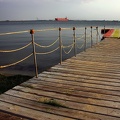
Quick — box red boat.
[55,17,68,21]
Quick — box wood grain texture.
[0,38,120,120]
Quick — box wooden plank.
[38,74,120,87]
[7,86,120,118]
[13,85,120,102]
[0,38,120,120]
[53,64,120,75]
[0,94,79,120]
[49,67,120,80]
[0,101,73,120]
[27,77,120,94]
[65,59,120,68]
[62,61,120,70]
[5,89,120,110]
[41,71,120,83]
[2,89,118,120]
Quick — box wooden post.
[91,26,93,48]
[59,27,62,64]
[96,27,99,44]
[30,29,38,78]
[73,27,76,57]
[84,27,87,51]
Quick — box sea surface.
[0,20,120,76]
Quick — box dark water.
[0,20,120,76]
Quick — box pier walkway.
[0,38,120,120]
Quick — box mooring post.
[73,27,76,57]
[91,26,93,48]
[30,29,38,78]
[59,27,62,64]
[96,27,99,44]
[84,27,87,51]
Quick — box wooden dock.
[0,38,120,120]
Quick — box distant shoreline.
[0,20,120,22]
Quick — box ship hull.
[55,18,68,21]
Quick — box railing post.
[73,27,76,57]
[91,26,93,48]
[96,26,99,44]
[84,27,87,51]
[30,29,38,78]
[59,27,62,64]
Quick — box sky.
[0,0,120,21]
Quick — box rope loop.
[77,41,85,49]
[76,34,85,41]
[0,42,32,53]
[62,43,74,54]
[0,53,33,69]
[36,47,59,55]
[35,37,59,48]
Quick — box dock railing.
[0,26,101,77]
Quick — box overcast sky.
[0,0,119,21]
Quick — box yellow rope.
[62,43,74,54]
[0,30,29,36]
[36,47,59,55]
[0,42,32,53]
[61,28,72,30]
[62,42,74,48]
[77,42,85,49]
[35,28,58,32]
[0,53,33,69]
[76,34,85,41]
[35,38,59,48]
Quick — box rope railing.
[76,34,85,40]
[62,44,74,55]
[77,41,85,50]
[62,42,74,48]
[0,42,32,53]
[0,53,33,69]
[0,30,29,36]
[35,37,59,48]
[35,28,58,32]
[36,47,59,55]
[0,26,101,78]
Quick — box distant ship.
[55,17,69,21]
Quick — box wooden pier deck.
[0,38,120,120]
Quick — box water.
[0,20,120,76]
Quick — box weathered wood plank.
[5,89,120,110]
[0,101,73,120]
[0,38,120,120]
[0,94,80,120]
[61,61,120,73]
[19,83,120,101]
[36,74,120,88]
[3,88,118,120]
[49,67,120,80]
[65,59,120,68]
[41,71,120,83]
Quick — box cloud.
[53,0,95,3]
[0,0,94,3]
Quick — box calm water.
[0,20,120,76]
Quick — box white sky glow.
[0,0,119,21]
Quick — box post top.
[30,29,35,34]
[73,27,75,30]
[59,27,61,31]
